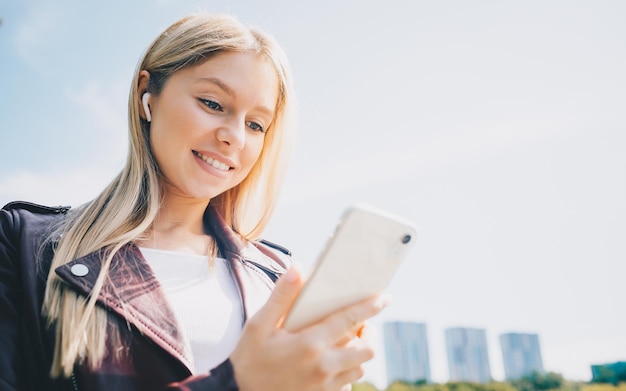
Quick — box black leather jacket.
[0,201,291,390]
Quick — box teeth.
[195,152,230,171]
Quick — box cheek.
[238,138,265,178]
[148,127,170,164]
[247,138,265,166]
[148,124,185,178]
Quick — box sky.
[1,0,625,387]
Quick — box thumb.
[254,266,303,328]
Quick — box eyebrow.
[195,77,236,98]
[194,76,276,118]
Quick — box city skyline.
[377,320,626,387]
[383,325,551,385]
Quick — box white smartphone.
[282,203,417,332]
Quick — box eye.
[199,98,223,112]
[246,121,266,133]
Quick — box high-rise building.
[500,333,544,380]
[445,327,492,383]
[383,321,431,384]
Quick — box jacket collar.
[204,205,287,281]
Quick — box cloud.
[154,0,208,8]
[0,79,130,207]
[0,167,118,208]
[0,77,129,208]
[12,7,62,75]
[65,80,129,165]
[280,119,563,205]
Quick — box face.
[144,52,279,202]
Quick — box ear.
[137,70,151,121]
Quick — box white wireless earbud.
[142,92,152,122]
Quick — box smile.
[193,151,232,172]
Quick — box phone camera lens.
[402,234,411,244]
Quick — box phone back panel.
[283,204,417,331]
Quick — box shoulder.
[0,201,72,276]
[1,201,71,224]
[1,201,72,243]
[2,201,71,215]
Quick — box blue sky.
[1,0,625,387]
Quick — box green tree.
[415,382,451,391]
[582,384,626,391]
[448,381,481,391]
[511,372,564,391]
[385,380,423,391]
[483,381,519,391]
[352,382,380,391]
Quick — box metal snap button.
[70,264,89,277]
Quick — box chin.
[193,188,228,201]
[169,186,222,202]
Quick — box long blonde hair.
[42,13,296,377]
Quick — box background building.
[591,361,626,384]
[383,321,432,384]
[445,327,492,383]
[500,332,545,380]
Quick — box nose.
[216,117,246,150]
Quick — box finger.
[330,342,373,389]
[327,338,375,378]
[251,266,302,329]
[335,321,372,347]
[332,366,366,390]
[307,294,389,344]
[334,325,363,348]
[307,341,371,389]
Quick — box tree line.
[353,371,626,391]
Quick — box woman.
[0,13,385,391]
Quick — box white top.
[139,247,243,374]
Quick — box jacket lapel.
[54,245,195,374]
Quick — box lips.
[192,150,233,171]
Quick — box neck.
[141,194,212,255]
[156,194,209,233]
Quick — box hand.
[230,267,388,391]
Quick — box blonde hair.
[42,13,296,377]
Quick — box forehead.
[172,51,280,111]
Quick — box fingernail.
[356,324,365,338]
[375,294,392,310]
